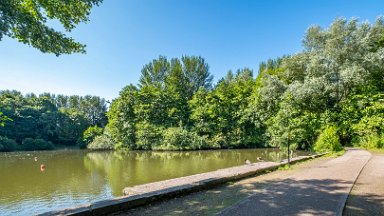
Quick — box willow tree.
[0,0,102,55]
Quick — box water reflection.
[0,149,307,215]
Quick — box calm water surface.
[0,149,308,215]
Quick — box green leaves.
[314,125,342,152]
[0,112,11,127]
[0,0,102,55]
[0,90,108,151]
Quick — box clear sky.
[1,0,383,101]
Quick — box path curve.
[218,149,371,216]
[343,153,384,216]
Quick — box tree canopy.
[0,0,102,55]
[0,90,108,151]
[2,17,384,152]
[102,18,384,152]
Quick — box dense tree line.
[101,18,384,152]
[2,18,383,152]
[0,90,107,151]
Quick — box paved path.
[343,153,384,216]
[113,149,375,216]
[218,149,371,216]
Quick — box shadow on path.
[219,178,351,216]
[115,177,353,216]
[343,192,384,216]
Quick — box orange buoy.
[40,164,45,172]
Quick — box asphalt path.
[218,149,371,216]
[343,153,384,216]
[113,149,379,216]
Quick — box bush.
[135,122,163,150]
[83,126,103,143]
[0,136,17,152]
[87,135,114,150]
[359,134,384,149]
[21,138,54,151]
[314,125,343,152]
[154,127,213,150]
[352,115,384,149]
[82,125,104,148]
[160,127,194,150]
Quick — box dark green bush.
[0,136,17,152]
[21,138,55,151]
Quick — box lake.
[0,148,308,215]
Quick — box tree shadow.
[343,188,384,216]
[218,178,349,216]
[111,176,383,216]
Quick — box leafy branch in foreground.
[0,0,102,55]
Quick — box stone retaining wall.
[38,154,325,216]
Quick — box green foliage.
[4,17,384,152]
[155,127,211,150]
[156,127,192,150]
[0,90,108,151]
[0,0,102,55]
[0,136,17,152]
[21,138,54,151]
[107,17,384,151]
[135,121,163,150]
[106,85,137,149]
[83,126,103,145]
[314,125,343,152]
[0,111,11,126]
[87,135,114,150]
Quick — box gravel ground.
[343,153,384,216]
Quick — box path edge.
[336,150,372,216]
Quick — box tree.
[0,112,11,126]
[0,90,108,151]
[0,0,102,55]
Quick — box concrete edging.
[336,150,372,216]
[38,153,326,216]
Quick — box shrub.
[314,125,343,152]
[352,115,384,149]
[359,134,384,149]
[155,127,191,150]
[21,138,54,151]
[0,136,17,152]
[82,126,103,148]
[154,127,213,150]
[87,135,114,150]
[135,121,163,150]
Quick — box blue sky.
[1,0,383,101]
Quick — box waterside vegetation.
[1,18,384,153]
[101,18,384,152]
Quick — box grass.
[321,149,346,158]
[367,148,384,155]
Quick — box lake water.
[0,149,308,215]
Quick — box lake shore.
[38,153,324,216]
